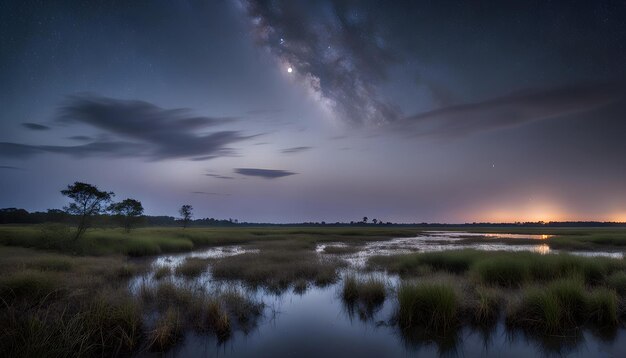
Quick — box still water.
[133,232,626,357]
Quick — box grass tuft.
[154,266,171,280]
[175,257,208,278]
[149,308,182,351]
[398,282,458,332]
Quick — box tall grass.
[149,308,182,351]
[342,274,386,310]
[470,286,501,325]
[507,279,619,333]
[398,282,458,333]
[175,257,208,277]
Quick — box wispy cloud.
[393,82,626,137]
[205,173,235,180]
[281,146,312,154]
[67,135,93,141]
[0,95,255,161]
[234,168,297,179]
[21,123,50,131]
[0,165,23,170]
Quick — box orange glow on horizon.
[467,199,568,223]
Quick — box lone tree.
[362,216,368,224]
[61,182,114,240]
[108,198,144,232]
[179,204,193,228]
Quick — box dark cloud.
[242,0,399,125]
[0,141,146,159]
[0,95,253,160]
[205,173,235,180]
[67,135,93,141]
[234,168,297,178]
[394,82,626,137]
[21,123,50,130]
[0,165,23,170]
[281,146,312,154]
[0,143,42,158]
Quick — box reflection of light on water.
[318,232,623,268]
[427,231,553,240]
[533,244,551,255]
[481,233,553,240]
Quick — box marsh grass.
[31,256,74,271]
[0,247,150,357]
[175,257,209,278]
[507,279,619,333]
[323,245,361,255]
[293,279,308,294]
[149,307,182,351]
[210,250,345,291]
[205,299,231,340]
[219,288,264,326]
[154,266,171,280]
[369,250,480,275]
[469,286,501,325]
[398,282,459,333]
[473,257,529,287]
[606,271,626,296]
[139,280,263,345]
[0,226,423,257]
[342,274,386,309]
[371,250,625,287]
[588,288,618,326]
[0,270,62,303]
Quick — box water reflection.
[317,232,623,267]
[132,231,626,357]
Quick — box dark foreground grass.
[0,246,264,356]
[0,247,146,357]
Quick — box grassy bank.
[0,225,422,257]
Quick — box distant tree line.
[0,208,245,227]
[2,206,626,228]
[2,181,626,233]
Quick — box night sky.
[1,0,626,223]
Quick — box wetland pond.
[131,231,626,357]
